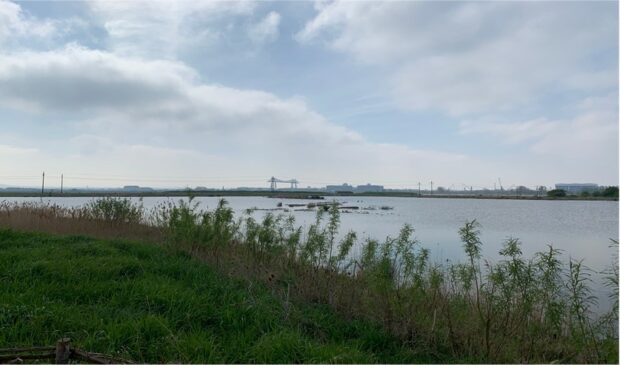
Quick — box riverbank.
[0,198,617,363]
[0,229,425,363]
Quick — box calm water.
[3,196,618,313]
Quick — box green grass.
[0,229,426,363]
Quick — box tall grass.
[0,229,420,363]
[0,197,617,363]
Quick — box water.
[3,195,618,313]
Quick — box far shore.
[0,190,617,201]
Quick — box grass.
[0,197,617,363]
[0,229,426,363]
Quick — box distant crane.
[268,177,299,191]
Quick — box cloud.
[0,46,488,187]
[297,1,618,117]
[0,1,616,187]
[88,0,256,58]
[0,0,58,45]
[0,138,231,188]
[0,45,364,142]
[248,11,281,44]
[0,144,38,156]
[530,95,619,160]
[458,92,619,177]
[459,118,562,145]
[0,45,197,113]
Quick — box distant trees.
[547,189,567,198]
[548,186,618,198]
[595,186,619,198]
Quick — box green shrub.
[84,197,144,224]
[547,189,567,198]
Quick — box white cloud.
[0,46,496,188]
[0,45,197,113]
[0,144,38,156]
[0,1,616,187]
[459,118,562,145]
[458,92,619,177]
[297,1,618,117]
[0,0,58,45]
[531,97,619,160]
[248,11,281,44]
[88,0,256,58]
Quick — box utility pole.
[430,181,433,196]
[41,172,45,196]
[60,174,64,194]
[418,182,421,196]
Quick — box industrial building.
[325,183,384,193]
[554,183,599,194]
[355,183,384,193]
[325,183,355,193]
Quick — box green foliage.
[534,245,565,332]
[300,209,327,268]
[153,198,237,249]
[601,186,619,198]
[84,197,144,224]
[604,240,619,316]
[547,189,567,198]
[332,231,356,270]
[326,203,341,267]
[459,219,482,261]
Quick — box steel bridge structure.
[268,176,299,191]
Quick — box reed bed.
[0,197,617,363]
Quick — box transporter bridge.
[268,177,299,191]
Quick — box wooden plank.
[72,349,134,364]
[71,349,111,364]
[0,347,55,354]
[0,352,55,362]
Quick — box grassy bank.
[0,229,423,363]
[0,198,617,363]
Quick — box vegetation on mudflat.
[0,197,618,363]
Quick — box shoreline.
[0,190,617,201]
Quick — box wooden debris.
[0,338,133,364]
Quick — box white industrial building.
[555,183,599,194]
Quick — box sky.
[0,0,618,190]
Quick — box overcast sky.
[0,0,617,189]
